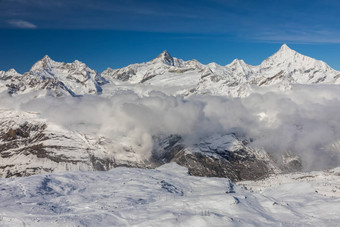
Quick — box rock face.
[0,109,158,178]
[153,134,281,181]
[0,109,284,181]
[0,110,92,177]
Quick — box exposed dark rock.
[1,118,280,181]
[153,135,278,182]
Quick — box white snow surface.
[0,163,339,226]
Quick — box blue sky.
[1,0,340,73]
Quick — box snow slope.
[0,163,339,226]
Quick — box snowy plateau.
[0,44,340,226]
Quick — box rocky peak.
[42,55,52,61]
[156,50,174,66]
[227,59,248,69]
[226,59,252,79]
[6,68,20,75]
[72,59,85,66]
[30,55,56,72]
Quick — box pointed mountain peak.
[39,55,56,64]
[30,55,57,72]
[42,55,52,61]
[72,59,86,66]
[262,44,299,64]
[155,50,174,66]
[7,68,18,74]
[275,43,296,55]
[230,58,239,63]
[158,50,171,58]
[279,43,290,50]
[229,58,246,65]
[226,59,248,69]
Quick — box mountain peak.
[275,43,296,55]
[30,55,56,72]
[7,68,18,74]
[42,55,52,61]
[156,50,174,66]
[229,58,246,65]
[40,55,55,64]
[263,44,298,63]
[279,43,290,50]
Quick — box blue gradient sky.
[1,0,340,73]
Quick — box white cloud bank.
[2,85,340,171]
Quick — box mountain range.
[1,44,339,98]
[0,44,339,180]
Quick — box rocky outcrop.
[153,134,281,181]
[0,109,284,181]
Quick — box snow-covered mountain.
[29,55,107,95]
[254,44,340,85]
[0,56,107,97]
[0,45,339,180]
[2,44,339,98]
[193,44,340,96]
[100,44,340,97]
[102,50,205,84]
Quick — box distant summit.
[156,50,175,66]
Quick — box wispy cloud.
[1,0,340,44]
[7,19,37,29]
[251,29,340,44]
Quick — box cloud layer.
[2,85,340,170]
